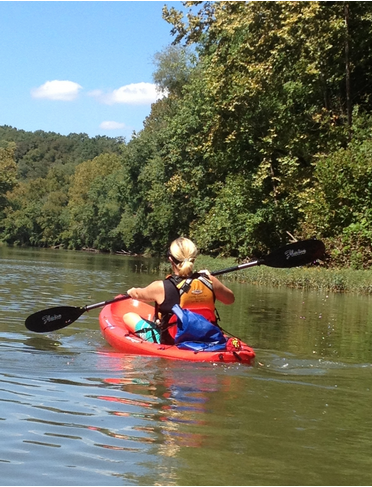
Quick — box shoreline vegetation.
[2,241,371,294]
[160,255,372,295]
[222,266,372,295]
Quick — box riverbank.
[231,266,372,294]
[2,242,371,294]
[164,256,372,295]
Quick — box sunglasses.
[166,249,181,265]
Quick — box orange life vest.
[173,274,216,323]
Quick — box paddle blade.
[263,239,325,268]
[25,306,86,333]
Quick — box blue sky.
[0,1,186,140]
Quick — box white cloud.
[31,80,82,101]
[89,82,165,105]
[100,121,127,130]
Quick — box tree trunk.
[344,2,352,137]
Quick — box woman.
[125,237,235,344]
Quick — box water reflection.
[227,282,372,363]
[98,354,211,452]
[94,352,234,467]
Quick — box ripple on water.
[0,357,171,485]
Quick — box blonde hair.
[169,237,198,277]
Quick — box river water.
[0,246,371,486]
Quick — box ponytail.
[168,238,198,277]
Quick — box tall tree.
[161,1,372,254]
[152,44,197,97]
[0,143,17,217]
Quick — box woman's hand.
[198,269,211,277]
[126,287,137,298]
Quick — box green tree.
[0,143,17,217]
[301,114,372,268]
[1,164,72,247]
[66,153,123,249]
[2,179,45,246]
[152,44,197,96]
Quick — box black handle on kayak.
[24,239,325,333]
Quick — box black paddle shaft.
[25,240,325,333]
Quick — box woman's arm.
[199,270,235,305]
[127,280,165,304]
[210,275,235,304]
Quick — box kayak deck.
[99,298,255,364]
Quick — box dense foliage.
[1,1,372,268]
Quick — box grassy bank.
[226,266,372,294]
[160,256,372,295]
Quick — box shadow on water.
[24,336,65,352]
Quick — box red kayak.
[99,298,255,364]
